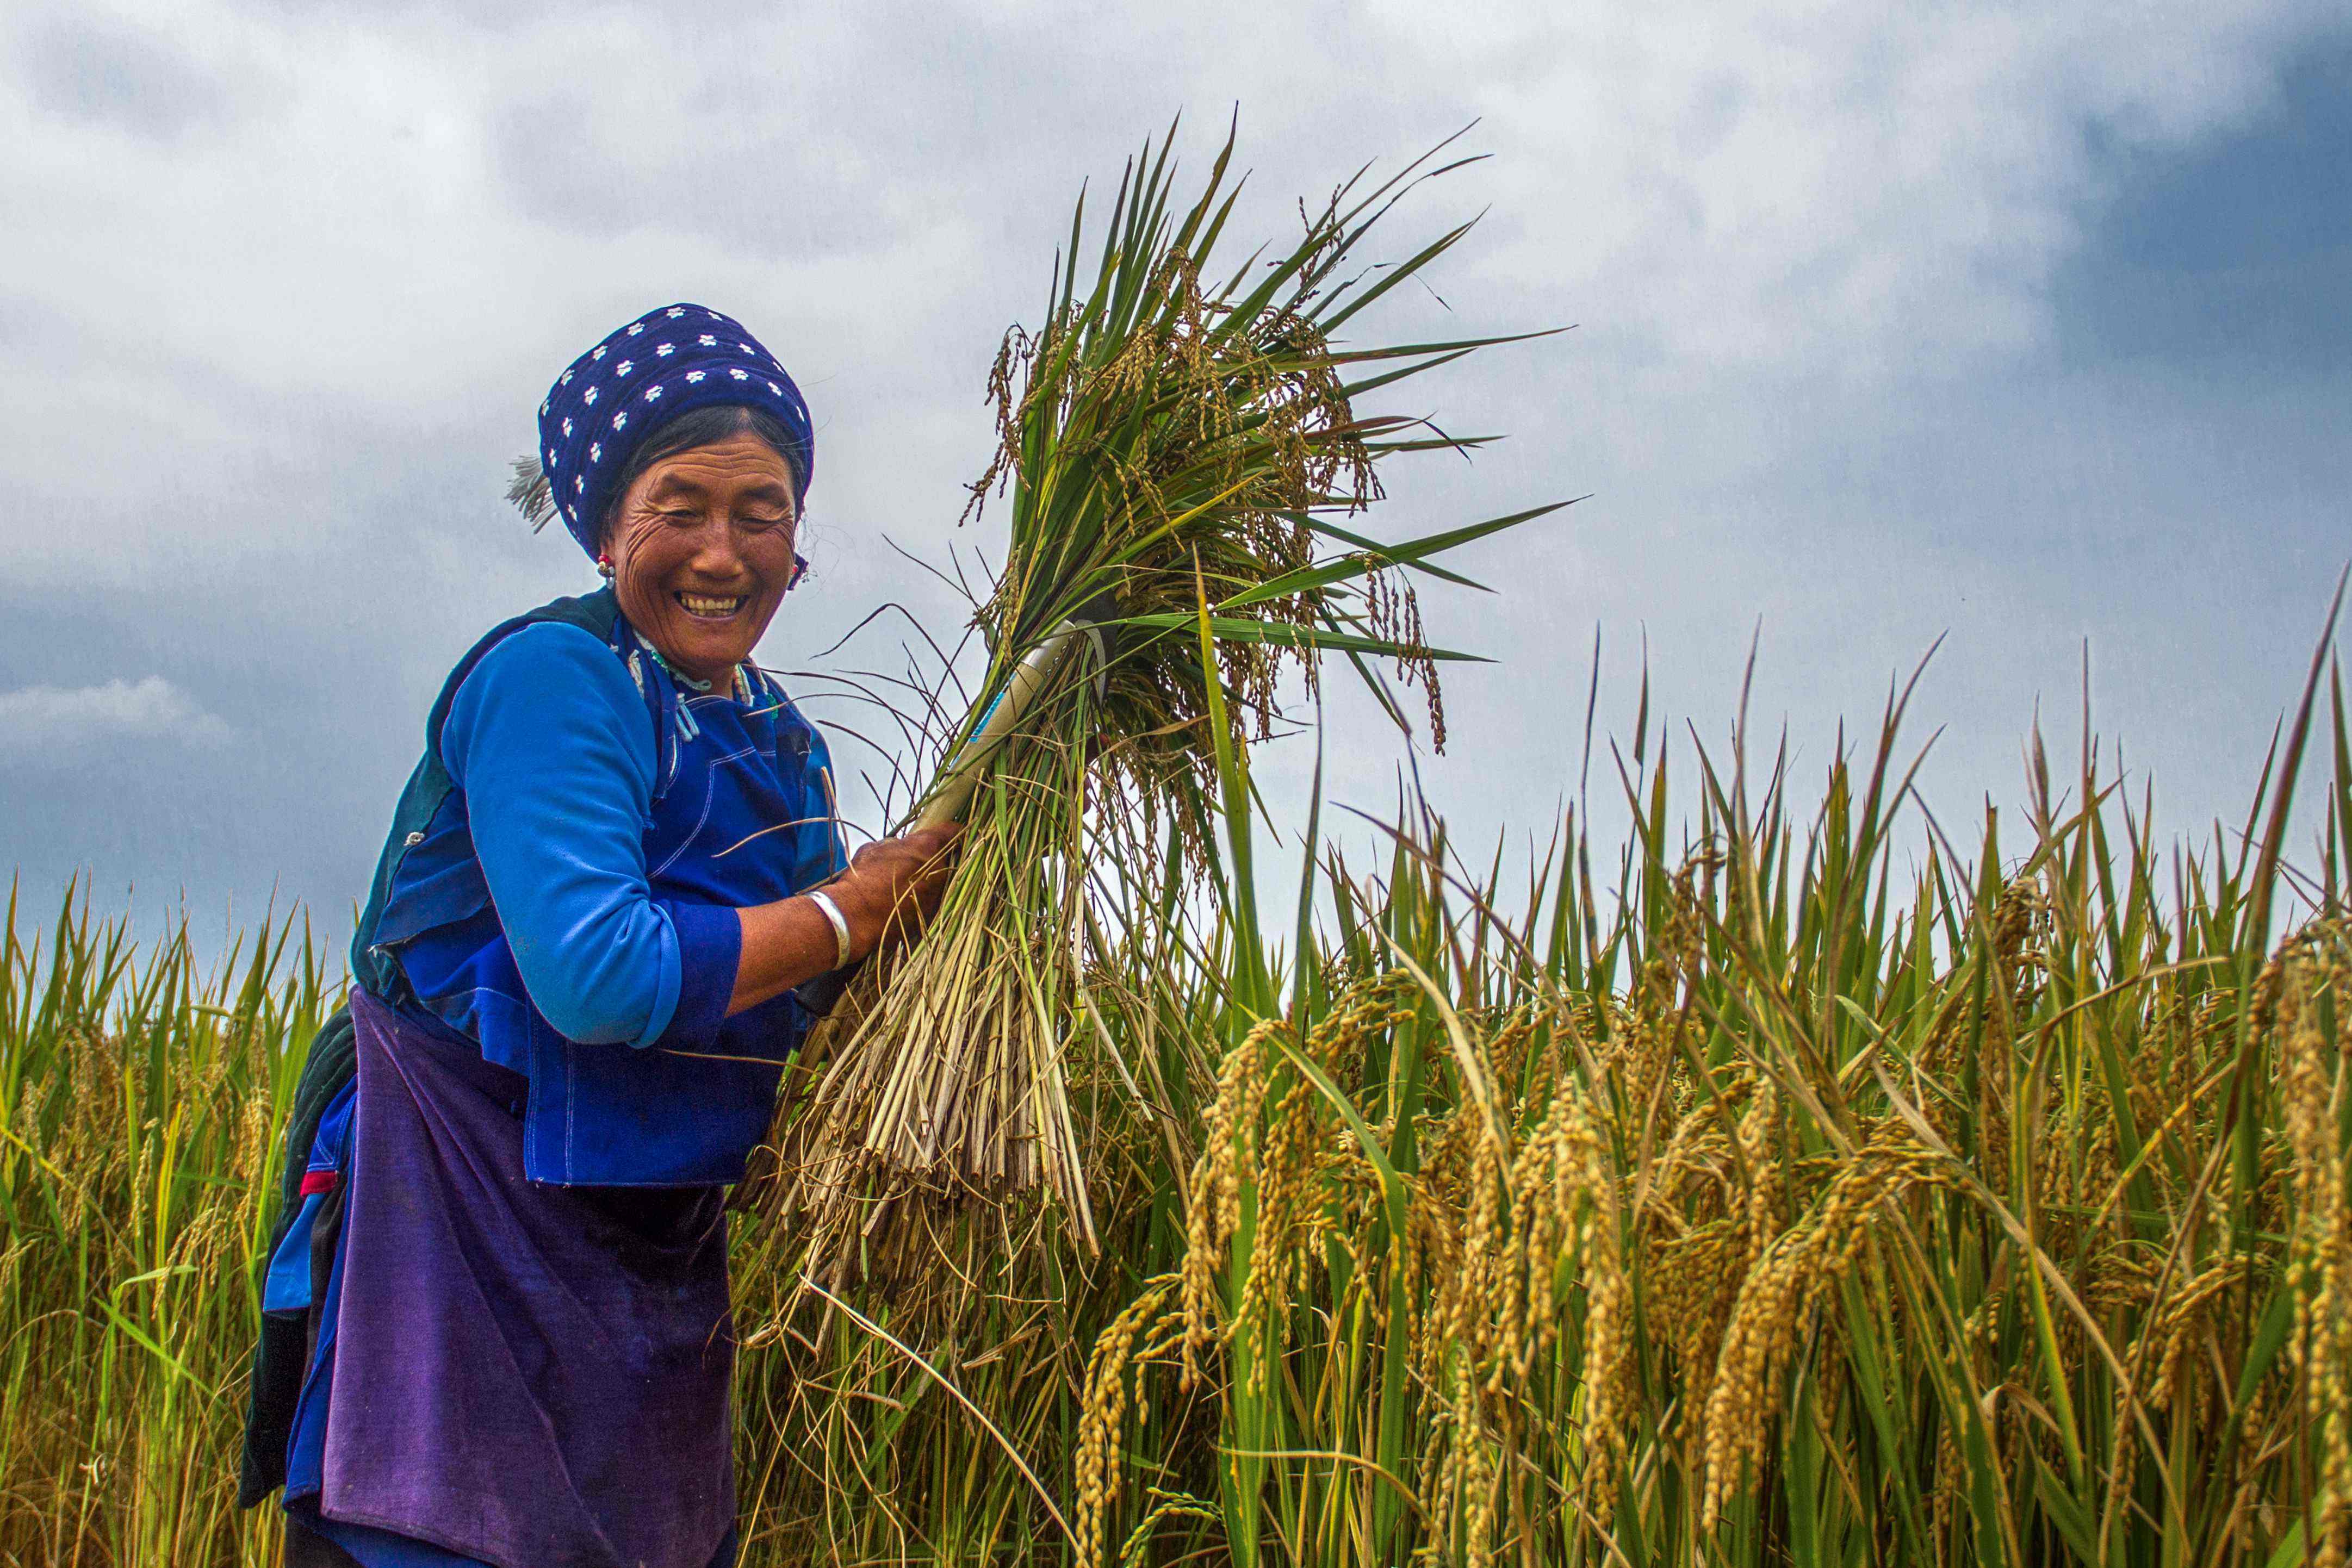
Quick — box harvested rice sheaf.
[756,126,1560,1289]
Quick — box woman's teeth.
[677,592,746,619]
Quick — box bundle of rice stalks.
[766,123,1562,1286]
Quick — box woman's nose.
[687,517,746,575]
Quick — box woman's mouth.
[675,591,747,621]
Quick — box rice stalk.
[9,632,2352,1564]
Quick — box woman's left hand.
[825,824,963,960]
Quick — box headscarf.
[509,303,815,560]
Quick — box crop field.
[5,643,2352,1567]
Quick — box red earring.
[596,555,615,580]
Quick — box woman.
[238,304,958,1568]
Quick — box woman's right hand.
[823,823,962,960]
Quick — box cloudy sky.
[2,1,2346,954]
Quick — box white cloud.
[0,676,231,760]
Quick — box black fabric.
[304,1166,350,1364]
[281,1515,367,1568]
[792,955,862,1019]
[237,1002,356,1507]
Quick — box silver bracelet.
[805,889,854,970]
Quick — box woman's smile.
[675,590,749,620]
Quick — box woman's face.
[605,433,800,688]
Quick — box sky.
[1,1,2346,956]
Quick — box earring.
[596,556,616,580]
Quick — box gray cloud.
[15,14,232,140]
[0,0,2347,948]
[487,86,915,257]
[2055,37,2352,372]
[0,676,231,761]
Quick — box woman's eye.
[739,513,790,530]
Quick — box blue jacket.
[351,588,845,1186]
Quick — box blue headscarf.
[523,303,815,561]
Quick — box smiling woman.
[234,303,959,1568]
[600,407,809,686]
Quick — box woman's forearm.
[728,896,850,1015]
[727,825,963,1016]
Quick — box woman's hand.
[823,824,962,961]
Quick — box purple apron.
[315,989,736,1568]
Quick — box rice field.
[5,638,2351,1567]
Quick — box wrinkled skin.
[605,433,800,690]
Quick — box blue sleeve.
[442,623,741,1049]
